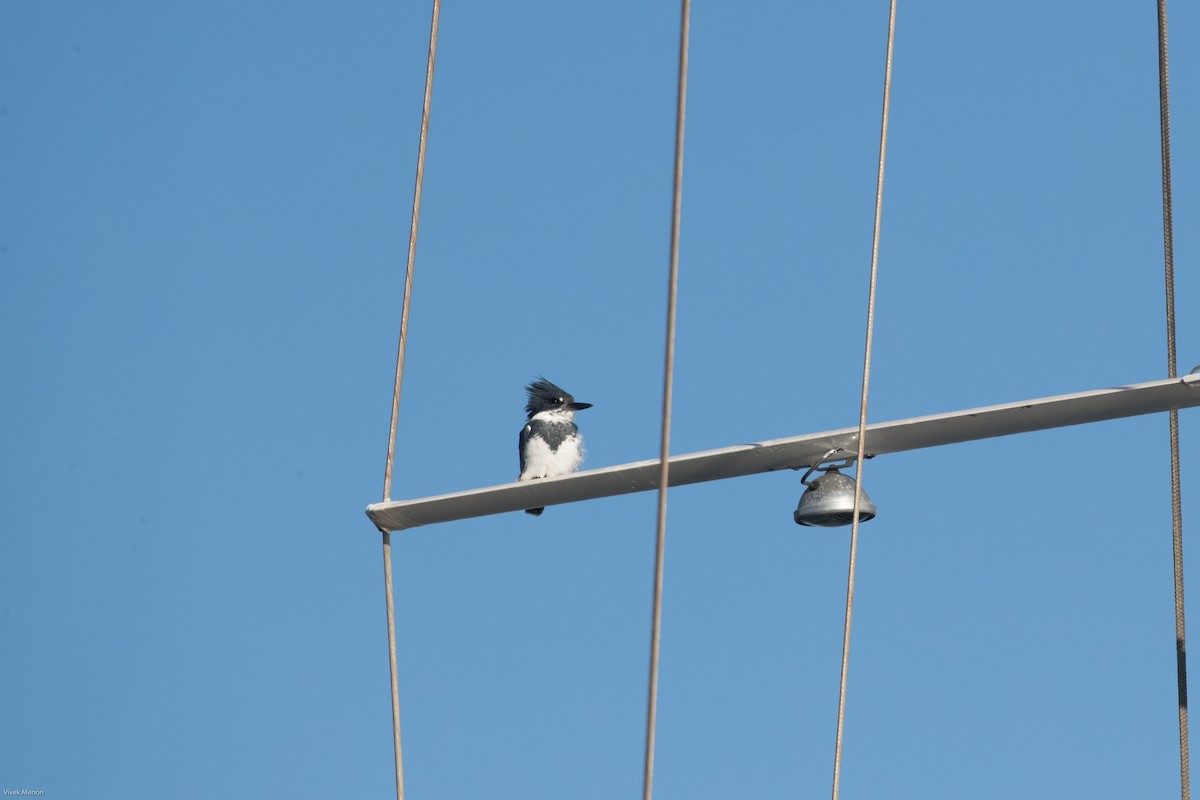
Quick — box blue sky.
[4,1,1200,798]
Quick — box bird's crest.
[524,377,571,418]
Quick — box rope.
[382,532,405,800]
[831,2,896,797]
[1155,1,1190,796]
[378,2,442,798]
[642,1,691,797]
[382,0,441,504]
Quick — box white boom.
[366,373,1200,532]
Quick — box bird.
[518,377,592,515]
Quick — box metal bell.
[793,467,877,528]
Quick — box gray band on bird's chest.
[528,419,578,451]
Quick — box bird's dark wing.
[518,423,532,476]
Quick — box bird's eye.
[552,397,563,405]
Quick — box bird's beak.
[571,402,593,411]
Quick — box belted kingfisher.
[518,377,592,516]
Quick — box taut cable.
[831,2,896,797]
[1155,1,1190,796]
[642,1,691,797]
[378,2,442,798]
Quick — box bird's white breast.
[519,428,584,481]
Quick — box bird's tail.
[525,507,545,516]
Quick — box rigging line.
[642,0,691,798]
[378,2,442,800]
[383,0,441,504]
[831,1,896,798]
[1155,1,1190,797]
[382,532,405,800]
